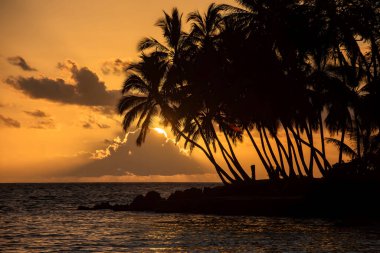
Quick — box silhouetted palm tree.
[119,0,380,183]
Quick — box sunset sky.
[0,0,340,183]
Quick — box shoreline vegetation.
[81,0,380,217]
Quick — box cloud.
[30,119,55,129]
[83,122,92,129]
[91,106,117,117]
[0,114,21,128]
[101,58,130,75]
[81,116,111,129]
[24,110,48,118]
[23,109,55,129]
[7,56,37,71]
[64,130,208,177]
[97,123,110,129]
[6,62,120,107]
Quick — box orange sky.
[0,0,340,183]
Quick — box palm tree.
[118,54,166,145]
[118,0,380,183]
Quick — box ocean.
[0,183,379,252]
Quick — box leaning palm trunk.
[222,130,251,181]
[244,126,276,180]
[283,126,297,177]
[168,116,233,184]
[214,132,244,182]
[193,118,236,184]
[160,102,235,184]
[258,126,276,176]
[272,133,290,178]
[287,127,331,175]
[319,113,327,171]
[293,126,310,177]
[338,127,346,164]
[262,127,282,178]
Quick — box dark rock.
[129,191,163,211]
[77,202,113,211]
[77,179,380,218]
[93,202,113,210]
[111,204,130,211]
[78,205,91,210]
[145,191,162,202]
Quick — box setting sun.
[153,127,168,139]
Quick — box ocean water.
[0,183,379,252]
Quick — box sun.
[153,127,168,138]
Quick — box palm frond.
[117,95,147,114]
[325,137,358,158]
[120,101,148,131]
[122,74,149,94]
[137,37,169,52]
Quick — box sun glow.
[153,127,168,138]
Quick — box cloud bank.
[64,130,208,178]
[6,62,120,107]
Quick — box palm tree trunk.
[294,125,311,177]
[288,127,331,174]
[220,146,244,182]
[262,127,282,177]
[275,140,287,178]
[319,113,327,171]
[305,124,315,177]
[338,127,346,164]
[170,123,233,184]
[213,132,244,182]
[244,126,274,179]
[222,130,251,181]
[287,126,304,177]
[258,126,275,173]
[284,126,296,177]
[193,118,235,183]
[272,133,290,178]
[210,125,247,181]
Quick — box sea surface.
[0,183,379,252]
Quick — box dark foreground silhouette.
[79,177,380,219]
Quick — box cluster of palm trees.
[118,0,380,185]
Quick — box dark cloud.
[82,117,110,129]
[30,119,55,129]
[91,106,117,116]
[64,131,208,177]
[24,110,48,118]
[97,123,110,129]
[23,110,55,129]
[101,58,129,75]
[0,114,21,128]
[6,62,120,107]
[7,56,37,71]
[82,122,92,129]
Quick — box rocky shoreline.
[78,178,380,219]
